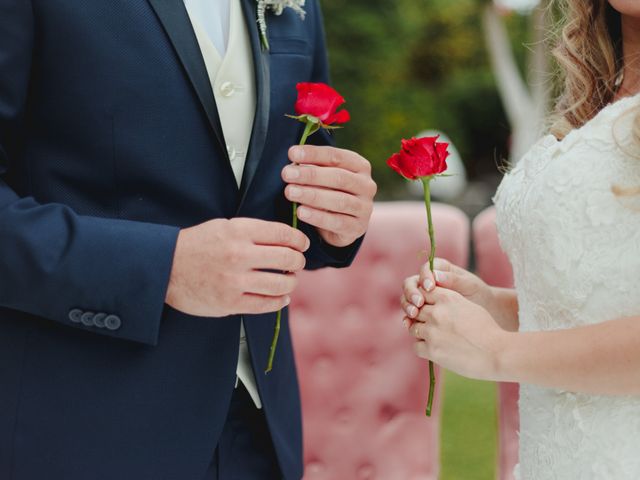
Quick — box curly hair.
[550,0,625,138]
[551,0,640,196]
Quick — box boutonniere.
[257,0,306,51]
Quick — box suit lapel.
[237,0,271,212]
[147,0,230,165]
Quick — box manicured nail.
[407,305,418,318]
[423,279,434,291]
[288,186,302,199]
[402,318,409,328]
[434,271,446,283]
[290,146,305,162]
[283,166,300,180]
[297,207,310,220]
[411,294,423,307]
[284,296,291,305]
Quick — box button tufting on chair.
[473,206,518,480]
[292,202,471,480]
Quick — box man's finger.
[248,220,310,252]
[289,145,371,174]
[241,293,291,315]
[284,185,364,217]
[251,246,306,273]
[296,206,360,236]
[282,164,366,195]
[244,272,298,297]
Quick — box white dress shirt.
[183,0,262,408]
[184,0,231,56]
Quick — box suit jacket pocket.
[268,36,311,56]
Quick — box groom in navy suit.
[0,0,376,479]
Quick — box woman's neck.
[618,14,640,98]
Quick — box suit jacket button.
[81,312,95,327]
[92,313,107,328]
[104,315,122,331]
[69,309,83,323]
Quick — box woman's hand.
[406,287,509,381]
[401,258,519,331]
[402,258,494,316]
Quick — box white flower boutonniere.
[257,0,306,51]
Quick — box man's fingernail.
[284,166,300,180]
[423,279,434,291]
[298,207,310,220]
[411,294,423,307]
[288,186,302,199]
[290,147,304,162]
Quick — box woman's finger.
[403,275,424,308]
[402,316,416,330]
[410,321,425,339]
[400,295,419,318]
[423,286,449,306]
[419,264,436,292]
[413,340,430,360]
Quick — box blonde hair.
[551,0,640,197]
[550,0,624,138]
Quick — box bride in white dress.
[401,1,640,478]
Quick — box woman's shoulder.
[556,93,640,154]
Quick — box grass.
[440,372,498,480]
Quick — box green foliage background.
[321,0,531,197]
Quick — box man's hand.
[282,145,377,248]
[166,218,310,317]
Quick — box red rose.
[294,82,350,126]
[387,136,450,180]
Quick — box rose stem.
[265,120,316,373]
[291,121,315,229]
[422,176,436,416]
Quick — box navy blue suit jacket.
[0,1,360,479]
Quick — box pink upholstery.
[291,201,470,480]
[472,206,518,480]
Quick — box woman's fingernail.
[402,318,409,328]
[288,186,302,199]
[434,271,445,283]
[411,294,423,307]
[408,306,418,318]
[423,279,434,291]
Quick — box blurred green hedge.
[322,0,531,197]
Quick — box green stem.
[264,309,281,374]
[422,177,437,417]
[266,120,316,374]
[291,121,315,230]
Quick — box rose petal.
[326,109,350,125]
[294,82,347,124]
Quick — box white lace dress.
[494,94,640,480]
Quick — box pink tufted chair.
[472,206,518,480]
[291,201,470,480]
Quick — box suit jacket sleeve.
[0,0,180,346]
[299,0,364,271]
